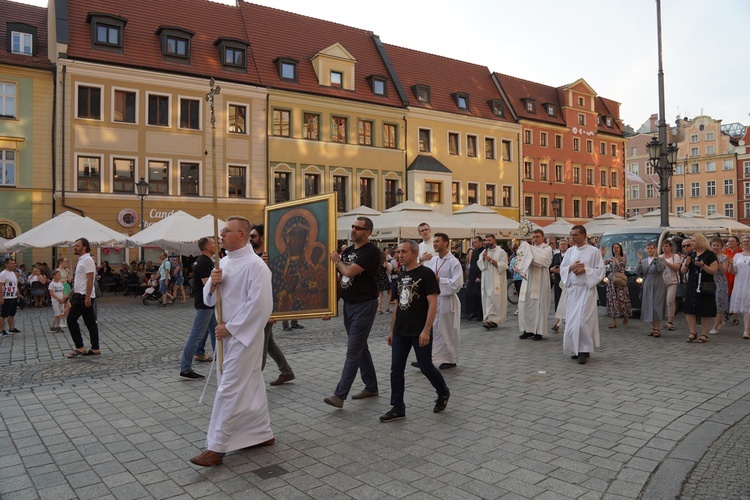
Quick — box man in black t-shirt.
[179,237,217,381]
[379,240,450,422]
[324,217,381,409]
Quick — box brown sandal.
[65,349,87,358]
[652,329,661,338]
[697,334,708,343]
[686,333,697,342]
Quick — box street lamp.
[395,187,404,204]
[135,177,149,263]
[646,136,679,226]
[551,198,561,221]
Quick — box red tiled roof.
[66,0,259,85]
[0,0,50,70]
[385,44,512,122]
[238,2,403,108]
[494,73,565,126]
[596,96,623,136]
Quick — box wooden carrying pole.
[206,78,223,373]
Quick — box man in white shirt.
[66,238,100,357]
[0,258,21,335]
[417,222,434,263]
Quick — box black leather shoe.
[532,334,543,341]
[577,352,589,364]
[433,392,450,413]
[438,363,456,369]
[519,332,533,339]
[410,361,420,368]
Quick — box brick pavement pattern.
[1,295,748,499]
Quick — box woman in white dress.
[728,235,750,339]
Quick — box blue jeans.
[180,308,217,373]
[390,333,449,414]
[334,299,379,399]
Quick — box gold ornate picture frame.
[265,192,338,321]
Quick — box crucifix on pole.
[205,77,223,373]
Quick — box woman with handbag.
[636,243,667,337]
[682,234,718,343]
[660,240,682,331]
[605,243,632,329]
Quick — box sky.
[18,0,750,130]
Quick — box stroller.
[141,278,162,305]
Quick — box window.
[385,179,398,208]
[332,116,348,143]
[330,71,343,87]
[467,135,477,157]
[546,104,555,116]
[448,133,460,155]
[555,164,563,182]
[690,182,700,197]
[691,205,700,214]
[452,182,460,204]
[690,163,700,174]
[706,181,716,196]
[555,135,562,149]
[724,159,734,171]
[632,186,640,199]
[425,181,441,203]
[540,163,548,182]
[586,168,593,185]
[501,140,512,161]
[540,197,548,217]
[485,137,495,159]
[367,76,387,96]
[488,99,504,117]
[690,147,699,156]
[451,92,469,110]
[540,132,548,147]
[358,120,373,146]
[600,142,607,155]
[524,162,533,180]
[305,173,320,197]
[578,97,585,106]
[573,138,580,152]
[706,161,716,172]
[573,167,581,184]
[745,202,750,219]
[0,83,16,118]
[272,109,290,137]
[630,163,639,175]
[724,179,734,195]
[578,114,585,126]
[725,203,735,219]
[611,172,618,187]
[360,178,373,207]
[147,94,169,127]
[746,161,750,175]
[524,196,533,216]
[95,24,119,47]
[706,145,715,155]
[113,90,136,123]
[524,130,532,144]
[413,84,430,103]
[522,98,535,113]
[631,147,637,156]
[676,206,685,215]
[468,183,478,204]
[646,185,654,198]
[0,150,16,186]
[486,185,496,206]
[611,144,617,157]
[586,140,593,153]
[690,134,699,143]
[303,113,319,140]
[502,186,512,207]
[706,204,716,216]
[675,164,684,175]
[600,170,607,187]
[180,162,199,196]
[746,181,750,196]
[418,128,431,152]
[384,123,397,149]
[228,166,246,197]
[179,98,200,130]
[587,200,594,219]
[148,160,169,194]
[165,34,189,58]
[77,156,101,192]
[88,14,125,50]
[333,175,347,211]
[11,31,33,55]
[276,58,298,81]
[611,202,618,216]
[228,104,246,134]
[600,201,607,216]
[77,85,101,120]
[706,131,714,141]
[274,172,290,203]
[223,47,245,68]
[215,38,249,70]
[112,158,134,193]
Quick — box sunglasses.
[351,225,368,231]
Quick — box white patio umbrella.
[630,209,718,230]
[5,211,128,251]
[336,206,382,240]
[128,210,213,256]
[541,218,575,237]
[0,237,8,253]
[705,213,750,233]
[371,200,471,240]
[451,204,518,238]
[584,213,630,237]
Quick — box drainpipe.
[59,64,84,216]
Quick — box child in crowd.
[48,270,67,333]
[142,276,158,299]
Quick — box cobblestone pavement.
[1,295,749,499]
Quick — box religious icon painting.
[265,192,338,321]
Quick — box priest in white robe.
[476,234,508,329]
[426,233,463,368]
[515,230,553,340]
[190,216,274,467]
[561,225,605,364]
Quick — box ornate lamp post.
[551,198,561,221]
[395,187,404,205]
[135,177,149,263]
[646,137,679,226]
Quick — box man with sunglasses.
[324,217,381,408]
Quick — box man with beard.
[65,238,100,357]
[476,234,508,330]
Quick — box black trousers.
[465,280,483,319]
[67,299,100,350]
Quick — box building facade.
[735,126,750,225]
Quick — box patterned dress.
[606,256,632,319]
[714,254,729,316]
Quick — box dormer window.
[156,26,194,62]
[86,14,126,52]
[330,71,343,87]
[605,116,613,127]
[10,31,32,55]
[451,92,470,110]
[366,75,388,97]
[522,98,536,113]
[488,99,504,117]
[412,84,431,103]
[274,57,298,82]
[544,103,555,116]
[214,38,249,71]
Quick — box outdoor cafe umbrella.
[451,203,518,238]
[584,213,630,237]
[628,209,711,230]
[541,218,575,237]
[127,210,216,256]
[372,200,472,240]
[336,206,382,240]
[705,213,750,233]
[4,211,128,251]
[0,237,7,253]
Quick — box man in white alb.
[516,229,553,341]
[417,222,434,263]
[190,216,275,467]
[426,232,463,369]
[476,234,508,330]
[561,225,605,364]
